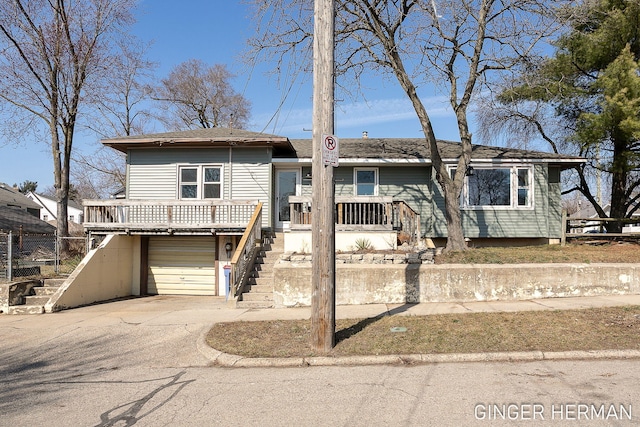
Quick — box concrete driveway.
[2,296,241,371]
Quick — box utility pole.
[311,0,336,352]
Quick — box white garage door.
[148,236,217,295]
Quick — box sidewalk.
[201,294,640,367]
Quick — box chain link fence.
[0,231,88,283]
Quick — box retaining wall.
[45,234,141,312]
[0,280,39,313]
[273,260,640,307]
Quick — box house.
[0,206,56,235]
[25,192,84,224]
[0,183,55,234]
[72,128,583,304]
[0,183,42,218]
[569,202,640,234]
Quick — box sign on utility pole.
[322,134,339,167]
[311,0,336,353]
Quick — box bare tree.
[78,41,157,200]
[88,41,158,139]
[0,0,137,241]
[248,0,566,251]
[152,59,251,130]
[72,149,127,199]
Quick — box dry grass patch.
[435,241,640,264]
[207,306,640,358]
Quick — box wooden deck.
[83,199,260,235]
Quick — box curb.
[197,326,640,368]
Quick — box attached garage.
[147,236,217,295]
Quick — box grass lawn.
[207,306,640,358]
[207,242,640,358]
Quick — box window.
[468,168,511,206]
[354,168,378,196]
[179,167,198,199]
[517,169,530,206]
[178,165,222,199]
[203,167,221,199]
[453,165,533,209]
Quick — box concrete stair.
[7,278,64,315]
[236,233,283,309]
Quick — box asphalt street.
[2,296,639,426]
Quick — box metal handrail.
[229,203,263,298]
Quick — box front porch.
[286,196,421,252]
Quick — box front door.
[275,169,300,230]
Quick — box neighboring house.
[0,183,54,234]
[79,128,584,298]
[570,202,640,233]
[25,192,84,224]
[0,206,56,234]
[0,183,42,218]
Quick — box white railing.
[288,196,421,242]
[83,199,259,231]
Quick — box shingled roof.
[0,206,55,234]
[102,128,292,153]
[100,128,584,166]
[0,183,41,210]
[288,138,584,165]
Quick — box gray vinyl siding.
[127,162,177,199]
[431,164,553,238]
[127,147,272,227]
[547,167,562,238]
[300,165,432,236]
[378,166,432,237]
[229,149,271,227]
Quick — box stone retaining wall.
[273,260,640,308]
[0,280,39,314]
[280,250,435,265]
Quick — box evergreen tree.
[500,0,640,229]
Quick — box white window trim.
[449,164,535,211]
[354,167,379,196]
[177,164,224,200]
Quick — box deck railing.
[229,203,263,298]
[83,199,259,232]
[562,212,640,244]
[288,196,420,242]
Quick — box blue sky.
[0,0,460,190]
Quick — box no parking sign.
[322,134,339,167]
